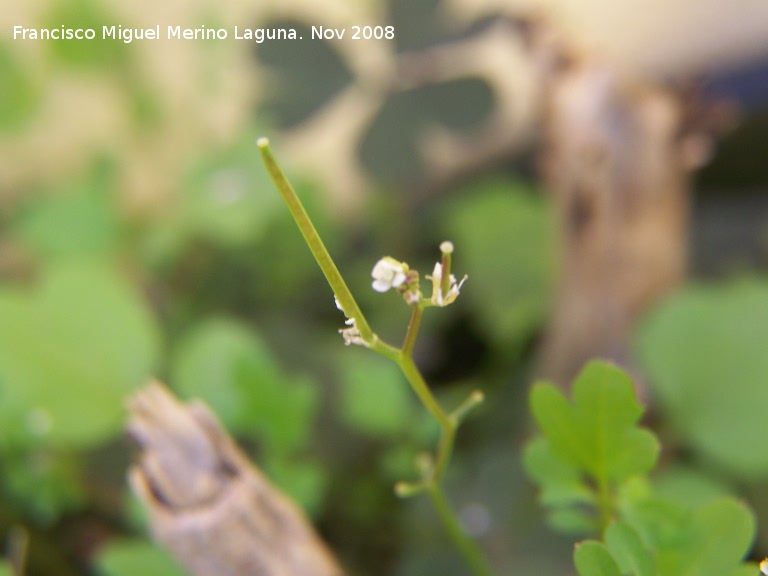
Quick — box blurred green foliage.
[1,0,767,569]
[171,317,327,512]
[45,0,128,68]
[0,263,159,447]
[95,539,188,576]
[0,43,39,133]
[526,362,659,534]
[0,132,339,570]
[141,132,282,266]
[3,148,768,573]
[526,361,757,576]
[339,350,415,437]
[636,279,768,478]
[441,178,555,349]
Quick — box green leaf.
[95,539,188,576]
[574,541,622,576]
[636,279,768,478]
[523,437,593,507]
[12,169,120,262]
[682,498,755,576]
[172,318,318,453]
[652,466,731,508]
[605,521,655,576]
[548,508,599,535]
[628,496,755,576]
[620,494,690,550]
[441,179,555,346]
[0,562,11,576]
[530,361,659,485]
[172,318,279,431]
[0,263,159,447]
[338,350,413,437]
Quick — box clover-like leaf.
[523,437,593,508]
[0,263,160,448]
[574,541,622,576]
[677,498,755,576]
[605,521,656,576]
[530,361,659,486]
[625,495,755,576]
[636,279,768,478]
[172,317,318,454]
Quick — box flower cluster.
[335,242,466,346]
[426,261,467,307]
[371,257,421,304]
[370,241,466,308]
[371,257,407,293]
[335,295,367,347]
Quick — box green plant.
[258,139,768,576]
[258,138,494,576]
[524,360,758,576]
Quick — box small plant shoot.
[525,361,758,576]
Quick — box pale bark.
[535,60,731,388]
[127,381,344,576]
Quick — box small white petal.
[371,257,408,292]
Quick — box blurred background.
[1,0,768,574]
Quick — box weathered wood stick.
[535,59,733,390]
[126,381,344,576]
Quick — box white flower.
[334,295,367,346]
[428,262,467,306]
[334,295,353,323]
[371,257,408,293]
[339,319,368,347]
[761,558,768,576]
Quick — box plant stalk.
[428,486,496,576]
[258,139,495,576]
[258,138,374,344]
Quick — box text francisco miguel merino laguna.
[13,24,304,43]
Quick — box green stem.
[428,486,496,576]
[398,355,451,431]
[396,355,492,575]
[258,140,495,576]
[402,305,423,357]
[597,477,613,534]
[258,138,374,344]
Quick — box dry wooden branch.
[127,381,344,576]
[534,60,731,389]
